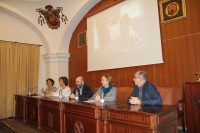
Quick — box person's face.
[59,79,65,87]
[76,77,84,88]
[101,76,109,87]
[47,80,53,87]
[133,72,141,86]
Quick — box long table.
[15,95,178,133]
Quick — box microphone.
[27,87,38,96]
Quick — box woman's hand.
[69,93,75,99]
[45,93,52,97]
[95,95,100,101]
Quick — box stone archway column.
[42,53,70,88]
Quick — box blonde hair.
[102,74,114,86]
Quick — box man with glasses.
[70,76,93,101]
[128,71,162,105]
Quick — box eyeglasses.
[134,76,140,79]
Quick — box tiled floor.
[178,127,187,133]
[0,118,187,133]
[0,118,38,133]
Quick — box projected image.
[87,0,163,71]
[93,0,144,54]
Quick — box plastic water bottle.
[75,89,79,100]
[59,89,62,99]
[41,88,45,97]
[28,88,31,96]
[100,90,104,103]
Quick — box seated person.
[46,76,71,99]
[44,78,58,94]
[89,74,117,101]
[128,71,162,105]
[70,76,93,101]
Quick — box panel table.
[15,95,178,133]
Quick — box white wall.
[0,0,100,93]
[0,10,46,92]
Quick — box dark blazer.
[73,84,93,101]
[128,81,162,105]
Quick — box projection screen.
[87,0,163,71]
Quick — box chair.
[177,99,185,132]
[157,86,185,132]
[94,86,186,132]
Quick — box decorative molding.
[95,108,101,118]
[19,106,23,116]
[36,5,68,29]
[30,107,35,120]
[48,112,53,128]
[192,95,200,112]
[42,53,70,62]
[37,99,42,106]
[74,121,84,133]
[159,0,187,24]
[101,110,108,119]
[59,103,64,111]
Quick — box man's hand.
[130,105,141,111]
[129,97,141,104]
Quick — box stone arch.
[59,0,100,53]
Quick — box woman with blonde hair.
[89,74,117,101]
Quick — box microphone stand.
[27,87,38,96]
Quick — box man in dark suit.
[70,76,93,101]
[128,71,162,105]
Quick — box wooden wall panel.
[159,0,200,40]
[68,0,200,91]
[156,33,200,87]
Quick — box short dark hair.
[46,78,55,86]
[59,76,68,86]
[138,71,148,80]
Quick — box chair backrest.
[157,86,184,105]
[70,86,75,93]
[93,87,133,102]
[92,86,184,105]
[116,87,133,102]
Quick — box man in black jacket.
[70,76,93,101]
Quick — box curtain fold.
[0,41,40,119]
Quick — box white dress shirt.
[51,86,71,99]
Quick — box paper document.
[83,100,97,103]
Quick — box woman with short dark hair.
[46,76,71,99]
[45,78,58,94]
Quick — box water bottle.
[100,90,104,103]
[41,88,44,97]
[59,89,62,99]
[75,89,79,100]
[28,88,31,96]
